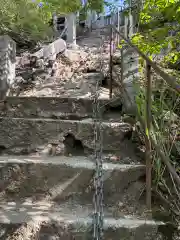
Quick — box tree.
[0,0,109,47]
[0,0,53,47]
[131,0,180,66]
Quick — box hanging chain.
[92,33,104,240]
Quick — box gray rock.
[0,117,132,151]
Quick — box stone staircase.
[0,27,165,239]
[0,93,165,240]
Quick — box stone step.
[0,201,164,239]
[1,96,117,119]
[0,117,132,151]
[0,155,145,208]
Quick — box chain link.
[92,33,104,240]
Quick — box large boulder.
[33,38,66,61]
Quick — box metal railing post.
[109,27,113,98]
[120,47,123,83]
[145,62,152,210]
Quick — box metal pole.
[117,7,120,44]
[145,62,152,210]
[120,47,123,83]
[109,27,113,98]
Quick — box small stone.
[41,145,51,155]
[110,155,121,161]
[36,58,45,69]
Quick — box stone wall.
[0,35,16,100]
[122,47,139,114]
[121,13,139,114]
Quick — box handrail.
[106,23,180,212]
[110,25,180,94]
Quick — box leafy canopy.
[0,0,109,46]
[131,0,180,64]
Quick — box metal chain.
[92,33,104,240]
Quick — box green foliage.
[87,0,104,13]
[131,0,180,65]
[0,0,53,46]
[43,0,82,13]
[79,9,87,21]
[129,0,180,216]
[0,0,109,47]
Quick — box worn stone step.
[1,96,115,119]
[0,201,164,239]
[0,155,145,207]
[0,117,132,151]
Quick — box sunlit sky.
[105,0,124,13]
[34,0,125,15]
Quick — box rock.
[17,70,33,81]
[13,31,112,98]
[0,117,132,151]
[35,58,45,69]
[16,53,31,68]
[64,49,83,62]
[15,76,25,84]
[108,97,122,108]
[47,60,54,68]
[40,235,58,240]
[33,38,66,61]
[51,61,58,76]
[29,55,38,68]
[40,144,52,156]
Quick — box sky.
[105,0,124,14]
[32,0,124,14]
[81,0,124,14]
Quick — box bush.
[0,0,53,47]
[0,0,108,48]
